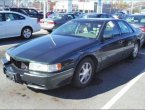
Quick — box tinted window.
[103,21,120,37]
[118,21,131,34]
[14,14,25,20]
[29,9,38,15]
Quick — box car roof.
[0,11,28,17]
[85,13,110,15]
[73,18,121,22]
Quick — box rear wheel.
[130,42,139,59]
[21,27,32,39]
[72,58,95,88]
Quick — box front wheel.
[21,27,32,39]
[72,58,95,88]
[130,42,139,59]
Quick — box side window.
[126,23,134,33]
[5,13,15,21]
[13,14,25,20]
[103,21,120,38]
[118,21,131,34]
[5,13,25,21]
[29,9,38,15]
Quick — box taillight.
[47,21,56,25]
[39,19,44,23]
[139,26,145,32]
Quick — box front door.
[3,13,22,37]
[98,21,125,69]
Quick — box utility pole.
[67,0,72,12]
[47,0,50,12]
[97,0,102,13]
[131,0,134,14]
[43,0,46,19]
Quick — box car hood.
[8,35,96,64]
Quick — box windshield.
[48,13,63,20]
[52,20,103,39]
[126,15,145,24]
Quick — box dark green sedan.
[1,18,143,90]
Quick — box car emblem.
[21,63,28,70]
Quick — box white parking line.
[101,71,145,109]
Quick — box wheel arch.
[21,26,33,33]
[75,53,99,73]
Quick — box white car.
[0,11,41,39]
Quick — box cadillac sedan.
[1,18,143,90]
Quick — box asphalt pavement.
[0,30,145,109]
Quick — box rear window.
[126,15,145,24]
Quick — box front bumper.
[1,58,74,90]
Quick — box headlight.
[5,52,10,61]
[29,62,62,72]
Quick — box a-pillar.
[43,0,46,19]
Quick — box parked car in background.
[5,8,43,20]
[81,13,113,18]
[126,14,145,44]
[114,12,128,19]
[40,13,76,32]
[0,11,41,39]
[4,8,28,16]
[46,11,54,17]
[21,8,43,19]
[68,11,83,18]
[1,18,143,90]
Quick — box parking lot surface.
[0,30,145,109]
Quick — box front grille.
[10,57,29,70]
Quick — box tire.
[47,30,52,33]
[130,42,139,59]
[21,27,32,39]
[72,58,95,88]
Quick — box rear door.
[3,13,25,37]
[0,13,5,38]
[98,20,125,69]
[117,21,135,56]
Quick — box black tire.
[47,30,52,33]
[21,27,32,39]
[130,42,139,59]
[72,58,95,88]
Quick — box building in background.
[54,0,98,13]
[1,0,145,14]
